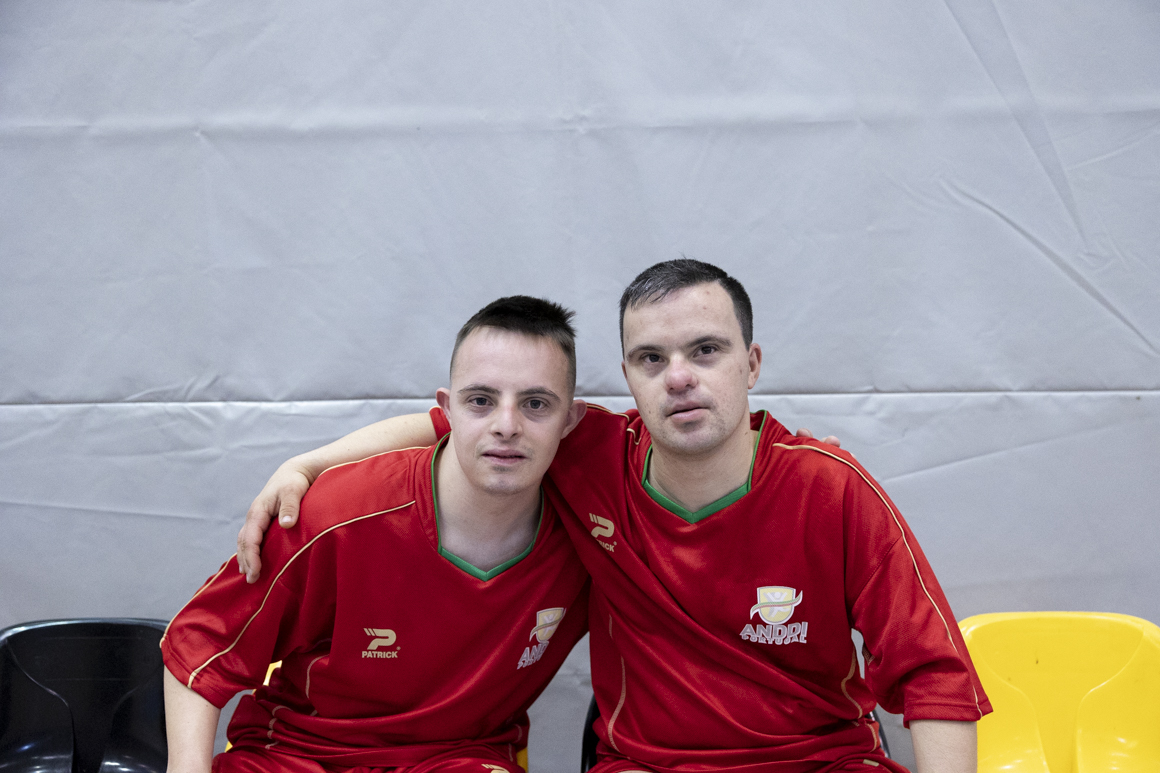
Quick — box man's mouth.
[666,403,707,419]
[483,449,527,464]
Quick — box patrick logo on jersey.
[740,586,808,646]
[516,607,565,669]
[588,513,616,552]
[362,628,399,658]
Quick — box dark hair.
[451,295,577,391]
[618,259,753,349]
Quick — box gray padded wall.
[3,1,1158,768]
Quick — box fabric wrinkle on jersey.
[162,434,590,768]
[433,405,989,772]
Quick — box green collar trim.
[430,435,543,581]
[642,412,767,524]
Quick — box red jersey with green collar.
[161,438,589,768]
[533,405,987,772]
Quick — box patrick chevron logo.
[589,513,616,552]
[362,628,398,658]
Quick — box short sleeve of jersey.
[161,523,340,708]
[839,467,989,721]
[162,456,417,709]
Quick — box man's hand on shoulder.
[795,427,841,448]
[235,412,441,583]
[237,461,314,584]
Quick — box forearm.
[238,411,440,581]
[286,412,439,482]
[163,667,221,773]
[910,719,976,773]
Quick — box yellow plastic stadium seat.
[959,612,1160,773]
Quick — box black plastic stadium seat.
[578,694,890,771]
[580,694,600,772]
[871,708,891,759]
[0,618,169,773]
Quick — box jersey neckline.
[641,410,767,524]
[429,434,545,581]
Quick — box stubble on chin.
[651,417,721,457]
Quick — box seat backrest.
[0,618,169,773]
[0,630,74,771]
[960,612,1160,773]
[1074,617,1160,773]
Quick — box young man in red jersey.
[162,297,589,773]
[236,261,989,773]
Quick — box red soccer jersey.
[162,439,589,768]
[435,405,990,772]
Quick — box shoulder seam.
[185,500,416,689]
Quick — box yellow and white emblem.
[529,607,565,643]
[750,586,803,625]
[518,607,566,669]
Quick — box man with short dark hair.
[238,262,988,773]
[557,262,987,773]
[163,297,589,773]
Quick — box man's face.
[437,327,585,497]
[621,282,761,459]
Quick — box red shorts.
[212,746,524,773]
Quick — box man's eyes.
[465,396,552,410]
[637,347,716,364]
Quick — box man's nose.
[491,401,521,436]
[664,355,696,391]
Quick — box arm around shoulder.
[237,412,438,582]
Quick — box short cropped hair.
[618,259,753,350]
[451,295,578,392]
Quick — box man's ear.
[560,399,587,439]
[747,343,762,389]
[435,388,452,428]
